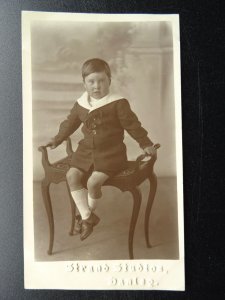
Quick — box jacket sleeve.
[116,99,154,149]
[53,101,82,146]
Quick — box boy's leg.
[87,171,109,210]
[67,168,102,240]
[66,168,91,220]
[78,171,109,240]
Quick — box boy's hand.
[143,145,157,156]
[45,138,58,149]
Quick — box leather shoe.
[80,213,100,241]
[73,215,82,234]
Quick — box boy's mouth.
[91,91,102,99]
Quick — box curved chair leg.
[66,182,76,235]
[145,172,157,248]
[41,179,54,255]
[129,187,142,259]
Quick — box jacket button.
[93,130,97,135]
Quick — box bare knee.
[87,172,108,198]
[66,168,84,191]
[87,176,102,192]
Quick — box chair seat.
[105,160,154,191]
[51,155,154,192]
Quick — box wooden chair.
[38,138,159,259]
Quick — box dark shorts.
[72,164,127,179]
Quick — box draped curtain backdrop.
[31,21,176,180]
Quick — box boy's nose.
[93,81,100,89]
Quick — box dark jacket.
[53,97,153,175]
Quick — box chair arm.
[135,143,161,170]
[38,145,51,170]
[38,138,74,171]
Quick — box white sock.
[71,188,91,220]
[88,194,98,211]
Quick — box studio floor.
[33,177,180,261]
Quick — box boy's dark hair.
[82,58,111,81]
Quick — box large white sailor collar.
[77,91,124,113]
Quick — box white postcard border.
[22,11,184,290]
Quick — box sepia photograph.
[22,12,184,290]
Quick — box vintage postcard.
[22,11,184,290]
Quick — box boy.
[47,58,156,240]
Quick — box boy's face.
[83,71,110,99]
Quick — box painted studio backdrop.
[32,21,175,180]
